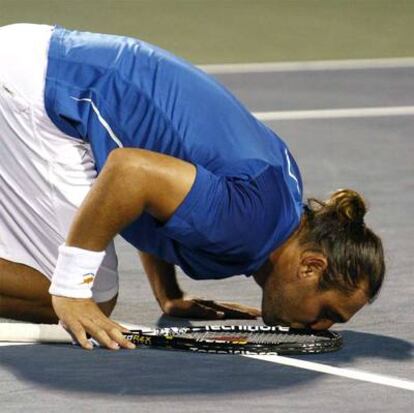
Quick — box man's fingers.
[219,304,261,319]
[66,319,93,350]
[165,299,224,319]
[193,299,260,319]
[52,296,136,350]
[83,319,135,350]
[68,317,135,350]
[163,297,260,320]
[215,308,256,319]
[84,324,119,350]
[107,327,136,350]
[220,302,262,317]
[189,301,225,319]
[117,324,133,334]
[106,318,132,334]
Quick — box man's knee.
[0,258,56,323]
[0,294,58,323]
[0,257,119,321]
[0,258,51,302]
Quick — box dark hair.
[300,189,385,302]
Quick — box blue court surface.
[1,59,413,412]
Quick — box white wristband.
[49,244,106,299]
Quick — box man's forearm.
[66,149,148,251]
[138,251,183,311]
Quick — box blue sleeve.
[156,162,300,263]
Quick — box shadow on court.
[0,330,411,397]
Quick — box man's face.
[260,240,369,329]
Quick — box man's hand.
[163,296,261,320]
[52,295,136,350]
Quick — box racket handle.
[0,321,150,344]
[0,323,72,343]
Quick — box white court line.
[243,354,414,392]
[253,106,414,121]
[199,57,414,74]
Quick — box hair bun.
[326,189,367,225]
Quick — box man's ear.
[298,251,328,281]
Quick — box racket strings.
[174,331,330,345]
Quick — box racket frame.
[123,325,343,355]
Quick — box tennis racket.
[0,323,342,355]
[124,325,342,355]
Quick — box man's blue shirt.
[44,26,304,279]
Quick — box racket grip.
[0,321,149,344]
[0,323,72,343]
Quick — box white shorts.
[0,24,119,302]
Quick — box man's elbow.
[106,147,146,175]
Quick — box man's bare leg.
[0,258,117,323]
